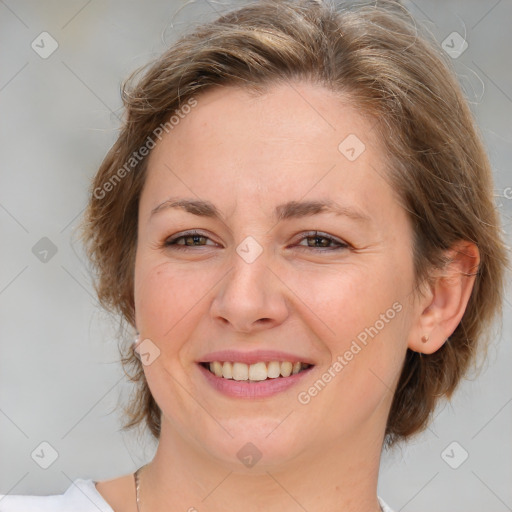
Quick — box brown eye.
[174,234,207,246]
[165,230,217,249]
[295,231,348,251]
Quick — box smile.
[200,361,313,382]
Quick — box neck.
[139,421,385,512]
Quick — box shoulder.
[0,479,114,512]
[1,479,392,512]
[378,495,395,512]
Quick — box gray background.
[0,0,510,511]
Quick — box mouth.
[199,361,314,382]
[196,350,316,398]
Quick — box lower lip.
[197,363,314,399]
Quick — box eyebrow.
[150,197,371,223]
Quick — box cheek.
[289,261,410,419]
[133,255,220,346]
[286,260,408,349]
[134,262,172,336]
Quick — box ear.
[408,240,480,354]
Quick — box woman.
[1,0,507,511]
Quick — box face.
[134,81,417,470]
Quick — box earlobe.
[408,240,480,355]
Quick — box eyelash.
[163,230,349,252]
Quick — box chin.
[194,416,308,471]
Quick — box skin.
[95,81,479,512]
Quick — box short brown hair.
[80,0,508,447]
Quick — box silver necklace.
[134,464,148,512]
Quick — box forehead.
[142,81,394,222]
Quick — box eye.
[294,231,349,252]
[164,230,218,249]
[163,230,349,252]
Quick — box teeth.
[280,361,292,377]
[222,361,233,379]
[211,361,223,378]
[248,361,267,381]
[267,361,281,379]
[232,362,249,381]
[205,361,310,381]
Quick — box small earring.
[133,333,141,359]
[421,334,429,343]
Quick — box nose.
[210,249,289,334]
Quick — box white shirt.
[0,479,395,511]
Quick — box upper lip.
[198,350,316,366]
